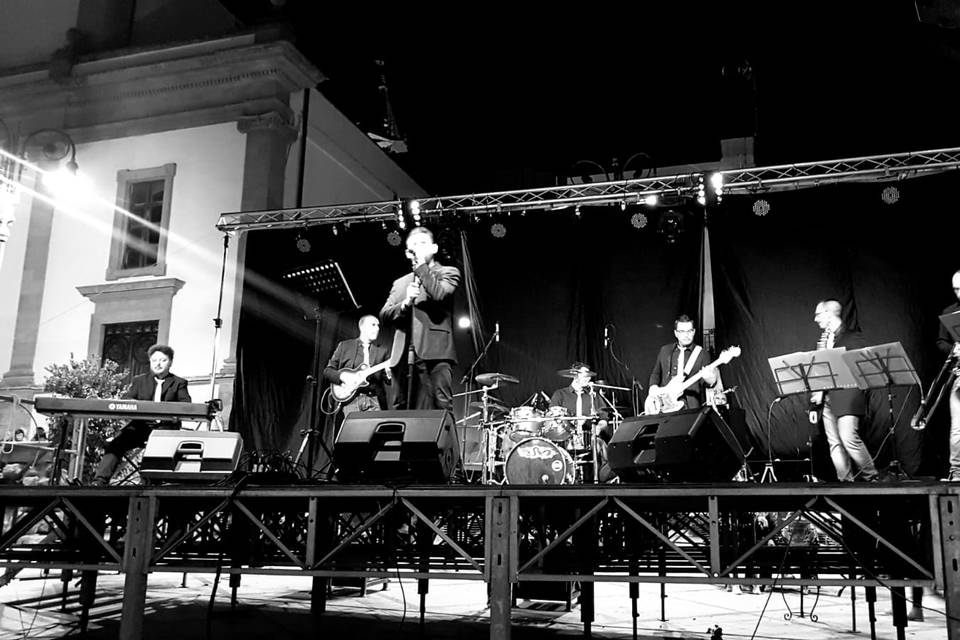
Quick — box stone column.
[1,171,56,388]
[217,112,297,419]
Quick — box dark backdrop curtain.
[231,208,703,465]
[711,173,958,479]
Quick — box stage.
[0,482,957,639]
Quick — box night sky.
[222,1,960,194]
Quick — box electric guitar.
[644,346,741,414]
[330,335,405,404]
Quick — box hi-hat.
[476,372,519,386]
[557,367,596,379]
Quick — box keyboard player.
[93,344,191,485]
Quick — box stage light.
[881,186,900,205]
[457,316,471,329]
[331,225,339,237]
[409,198,421,225]
[575,205,581,217]
[620,201,627,211]
[643,194,658,207]
[697,176,706,206]
[752,199,771,216]
[658,209,684,243]
[630,212,648,229]
[709,172,724,203]
[396,204,406,230]
[295,231,311,253]
[386,230,402,246]
[490,222,506,238]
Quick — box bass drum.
[504,437,575,485]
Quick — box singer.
[380,226,461,411]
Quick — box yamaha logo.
[108,402,138,411]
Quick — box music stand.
[766,348,857,482]
[283,260,359,478]
[842,342,920,480]
[940,311,960,343]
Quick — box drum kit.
[455,369,628,485]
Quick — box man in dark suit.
[647,314,717,413]
[808,299,878,482]
[92,344,191,485]
[936,270,960,481]
[380,226,460,411]
[322,315,391,417]
[550,362,604,421]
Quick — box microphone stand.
[405,257,421,409]
[605,325,642,415]
[460,329,498,385]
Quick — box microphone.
[603,326,609,349]
[494,322,500,343]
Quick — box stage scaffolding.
[0,483,958,639]
[215,146,960,232]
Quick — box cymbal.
[468,399,509,413]
[557,367,596,379]
[476,372,519,386]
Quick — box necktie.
[153,378,164,402]
[575,389,583,418]
[362,342,370,367]
[677,347,686,379]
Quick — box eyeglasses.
[675,329,695,334]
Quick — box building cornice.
[0,39,323,144]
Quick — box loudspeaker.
[608,407,745,482]
[334,410,459,483]
[140,430,243,482]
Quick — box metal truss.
[215,146,960,233]
[0,485,957,639]
[215,173,702,232]
[720,146,960,195]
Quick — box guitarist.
[646,315,718,413]
[323,315,391,417]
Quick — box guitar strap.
[683,346,701,377]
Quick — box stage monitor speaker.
[608,407,746,482]
[140,430,243,482]
[335,410,459,483]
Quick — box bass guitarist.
[323,315,391,417]
[646,314,718,413]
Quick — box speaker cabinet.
[140,430,243,482]
[335,410,459,483]
[608,407,746,482]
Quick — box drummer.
[549,362,610,439]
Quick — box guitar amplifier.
[140,430,243,482]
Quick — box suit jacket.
[124,372,191,402]
[380,261,460,363]
[549,386,603,417]
[937,302,960,355]
[322,338,390,386]
[648,342,712,409]
[124,372,191,429]
[823,326,867,417]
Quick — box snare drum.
[541,406,573,441]
[504,437,575,485]
[506,406,542,442]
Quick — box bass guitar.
[644,346,741,414]
[330,335,405,404]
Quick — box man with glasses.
[646,314,717,413]
[936,270,960,481]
